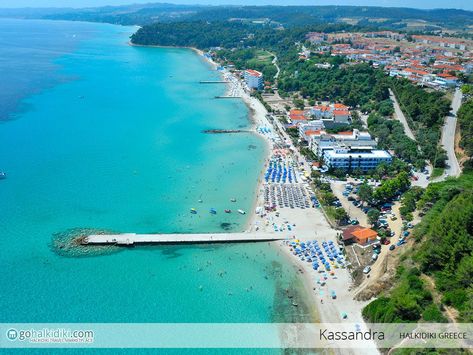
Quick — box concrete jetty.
[215,96,242,99]
[84,233,283,246]
[199,80,229,84]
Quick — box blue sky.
[0,0,471,10]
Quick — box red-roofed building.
[342,226,378,245]
[310,103,351,124]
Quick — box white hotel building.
[324,148,392,172]
[244,69,264,90]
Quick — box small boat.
[237,209,246,215]
[224,209,231,213]
[230,198,237,202]
[210,208,217,215]
[0,172,6,179]
[198,199,203,203]
[190,208,197,214]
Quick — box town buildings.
[308,30,473,90]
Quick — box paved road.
[389,88,416,141]
[439,88,462,179]
[272,55,280,80]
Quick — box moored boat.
[224,209,231,213]
[210,208,217,214]
[190,208,197,214]
[237,209,246,215]
[0,172,6,179]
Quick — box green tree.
[367,208,380,226]
[333,208,348,224]
[358,183,373,204]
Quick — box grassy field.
[247,50,274,67]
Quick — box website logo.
[6,328,18,341]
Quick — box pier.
[202,129,249,134]
[83,233,284,245]
[215,96,242,99]
[199,80,229,84]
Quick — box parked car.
[403,231,410,237]
[396,240,406,246]
[363,266,371,274]
[351,219,359,225]
[372,253,378,261]
[383,239,391,245]
[347,196,355,201]
[389,245,396,251]
[390,216,397,221]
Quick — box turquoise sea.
[0,19,313,352]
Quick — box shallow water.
[0,19,313,331]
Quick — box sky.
[0,0,471,10]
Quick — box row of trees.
[390,78,451,167]
[367,112,424,168]
[457,99,473,169]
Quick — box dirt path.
[353,203,403,298]
[421,274,458,323]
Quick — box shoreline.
[129,42,378,352]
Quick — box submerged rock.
[220,222,237,231]
[51,228,121,258]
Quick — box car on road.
[363,266,371,274]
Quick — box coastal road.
[436,88,463,180]
[389,88,416,141]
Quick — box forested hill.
[130,21,369,49]
[2,4,473,31]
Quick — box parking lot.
[331,180,369,226]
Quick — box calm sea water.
[0,19,313,352]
